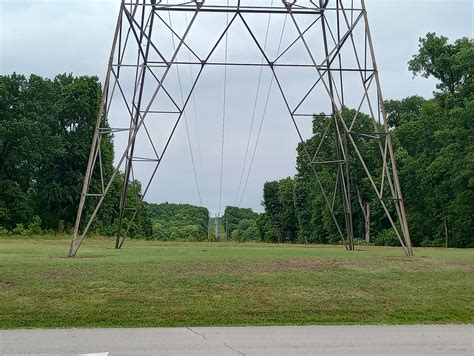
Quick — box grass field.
[0,237,473,329]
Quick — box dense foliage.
[260,33,473,247]
[147,202,209,241]
[393,33,473,247]
[0,73,151,237]
[260,107,395,246]
[1,33,471,248]
[222,206,259,241]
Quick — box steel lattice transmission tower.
[68,0,414,257]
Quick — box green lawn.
[0,237,473,329]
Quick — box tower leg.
[321,9,354,250]
[116,4,156,249]
[69,4,125,257]
[361,0,413,256]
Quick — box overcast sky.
[1,0,472,214]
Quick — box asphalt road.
[0,325,472,355]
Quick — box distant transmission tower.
[68,0,413,257]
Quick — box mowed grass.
[0,237,473,329]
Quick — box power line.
[167,8,203,206]
[184,11,205,188]
[218,1,230,218]
[235,0,274,206]
[238,14,288,207]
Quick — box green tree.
[409,33,473,96]
[392,33,474,247]
[0,73,151,237]
[294,108,390,245]
[262,177,298,243]
[256,213,277,243]
[147,202,209,241]
[385,96,426,128]
[263,180,283,243]
[223,206,259,240]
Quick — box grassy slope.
[0,237,473,329]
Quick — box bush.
[28,216,42,235]
[12,223,28,236]
[58,220,65,234]
[421,237,444,247]
[372,228,400,246]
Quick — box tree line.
[147,202,209,241]
[258,33,473,248]
[0,33,472,247]
[0,73,152,237]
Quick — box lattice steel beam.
[68,0,413,257]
